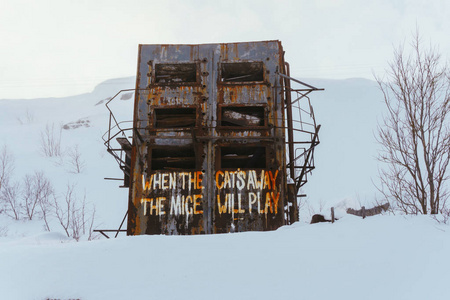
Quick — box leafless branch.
[375,30,450,215]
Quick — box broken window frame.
[218,104,267,129]
[217,144,268,170]
[219,61,266,84]
[151,62,200,86]
[151,106,198,129]
[148,144,198,172]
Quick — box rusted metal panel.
[100,41,322,237]
[125,41,293,235]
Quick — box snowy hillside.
[0,77,136,237]
[1,77,449,299]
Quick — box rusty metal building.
[103,40,321,236]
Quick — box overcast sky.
[0,0,448,99]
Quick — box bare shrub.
[38,181,53,232]
[53,183,75,237]
[26,109,34,123]
[307,197,325,217]
[16,117,23,126]
[375,31,450,215]
[0,145,14,192]
[68,145,85,174]
[40,123,62,157]
[53,184,96,241]
[0,225,7,237]
[1,180,21,220]
[16,109,34,125]
[22,171,53,221]
[0,146,20,219]
[79,193,98,241]
[87,206,98,241]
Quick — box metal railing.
[277,64,323,195]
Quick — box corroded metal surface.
[111,40,320,235]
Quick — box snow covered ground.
[1,77,449,299]
[1,215,449,299]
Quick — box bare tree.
[40,123,62,157]
[375,32,450,215]
[22,171,52,221]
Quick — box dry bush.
[1,180,21,220]
[16,109,35,125]
[22,171,53,222]
[68,145,85,174]
[40,123,62,157]
[0,225,7,237]
[0,145,14,192]
[53,184,96,241]
[0,146,20,219]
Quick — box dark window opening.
[221,62,264,82]
[154,108,196,128]
[221,106,265,127]
[151,146,196,171]
[155,63,197,84]
[220,146,266,169]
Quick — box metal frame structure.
[99,41,322,236]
